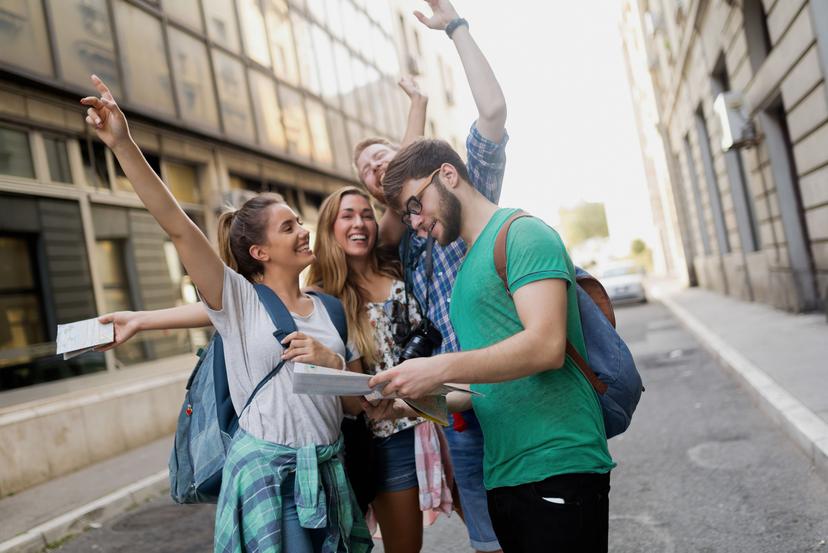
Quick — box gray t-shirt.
[204,266,359,447]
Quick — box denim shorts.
[444,410,501,552]
[373,426,419,492]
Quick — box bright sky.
[446,0,658,254]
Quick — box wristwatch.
[445,17,468,39]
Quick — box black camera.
[397,318,443,362]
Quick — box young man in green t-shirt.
[369,139,616,552]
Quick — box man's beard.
[434,179,462,245]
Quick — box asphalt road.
[56,301,828,552]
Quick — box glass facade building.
[0,0,461,393]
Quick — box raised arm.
[81,76,225,309]
[415,0,507,142]
[378,76,428,247]
[95,303,212,352]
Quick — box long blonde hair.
[306,187,401,366]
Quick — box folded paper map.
[292,363,480,426]
[56,318,114,360]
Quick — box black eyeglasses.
[400,168,441,228]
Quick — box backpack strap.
[493,211,608,396]
[307,291,352,362]
[241,284,300,414]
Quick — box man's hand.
[368,356,448,399]
[80,75,132,151]
[398,76,426,102]
[413,0,460,31]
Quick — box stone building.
[621,0,828,313]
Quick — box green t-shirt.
[450,208,615,489]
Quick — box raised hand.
[398,75,426,101]
[95,311,143,352]
[80,75,132,150]
[413,0,460,31]
[280,331,343,369]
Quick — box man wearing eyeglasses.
[371,138,616,552]
[354,1,508,552]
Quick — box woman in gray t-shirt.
[82,76,372,553]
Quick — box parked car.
[598,262,647,304]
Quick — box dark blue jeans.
[486,471,611,553]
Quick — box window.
[202,0,241,52]
[264,0,300,86]
[311,25,339,105]
[280,85,312,158]
[212,50,256,141]
[249,69,287,150]
[341,1,360,52]
[351,58,371,125]
[364,65,384,130]
[48,0,121,96]
[742,0,772,73]
[44,136,72,183]
[95,239,144,364]
[324,0,344,39]
[291,14,321,96]
[326,108,351,173]
[306,0,326,27]
[81,139,109,187]
[0,235,47,375]
[168,28,221,131]
[113,1,175,115]
[162,0,203,31]
[238,0,271,67]
[0,126,35,178]
[306,98,333,166]
[333,42,358,118]
[163,161,201,204]
[694,106,730,254]
[229,174,262,191]
[683,135,713,255]
[113,152,160,193]
[0,0,53,76]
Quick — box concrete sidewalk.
[652,282,828,478]
[0,437,170,553]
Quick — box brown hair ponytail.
[217,192,284,282]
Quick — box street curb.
[658,294,828,480]
[0,470,168,553]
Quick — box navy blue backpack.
[168,285,348,504]
[494,211,644,439]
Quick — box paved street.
[56,301,828,552]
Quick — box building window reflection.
[113,151,161,193]
[290,13,320,96]
[326,108,351,173]
[324,0,344,39]
[95,239,145,364]
[43,136,72,184]
[311,24,338,106]
[212,49,256,142]
[48,0,121,96]
[238,0,271,67]
[113,1,175,116]
[351,57,372,126]
[161,0,203,32]
[202,0,241,53]
[0,126,35,179]
[333,42,358,118]
[305,98,333,166]
[0,0,53,76]
[280,85,312,158]
[168,28,220,131]
[163,161,202,204]
[264,0,300,86]
[249,69,287,150]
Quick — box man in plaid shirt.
[355,1,507,551]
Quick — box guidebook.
[292,363,480,426]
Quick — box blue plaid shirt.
[401,123,508,354]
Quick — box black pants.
[486,472,611,553]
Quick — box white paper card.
[56,318,114,359]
